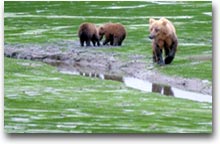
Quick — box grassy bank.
[4,57,212,133]
[4,1,212,80]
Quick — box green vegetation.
[4,57,212,133]
[4,1,212,133]
[4,1,212,80]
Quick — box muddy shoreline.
[4,41,212,96]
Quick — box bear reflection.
[152,84,174,96]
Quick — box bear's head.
[149,17,169,40]
[97,26,105,40]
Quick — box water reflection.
[58,69,211,103]
[123,77,211,103]
[123,77,174,97]
[152,84,174,96]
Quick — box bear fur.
[78,22,100,47]
[98,23,126,46]
[149,17,178,65]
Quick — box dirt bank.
[4,41,212,95]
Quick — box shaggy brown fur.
[78,22,100,47]
[98,23,126,46]
[149,17,178,65]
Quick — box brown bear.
[98,23,126,46]
[78,22,100,47]
[149,17,178,65]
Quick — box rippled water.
[4,1,212,133]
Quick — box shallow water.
[59,69,211,103]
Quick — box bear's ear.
[162,20,167,25]
[100,26,104,31]
[160,17,168,25]
[98,26,105,34]
[149,18,155,24]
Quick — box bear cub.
[78,22,100,47]
[98,23,126,46]
[149,17,178,65]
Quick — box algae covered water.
[4,1,212,133]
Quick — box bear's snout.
[149,35,154,39]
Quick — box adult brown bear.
[78,22,100,47]
[149,17,178,65]
[98,23,126,46]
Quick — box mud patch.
[4,41,212,98]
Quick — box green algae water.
[4,1,212,133]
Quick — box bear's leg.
[154,45,164,65]
[165,39,177,64]
[86,40,91,47]
[95,36,100,46]
[110,35,114,46]
[110,40,114,46]
[164,47,173,64]
[103,39,110,45]
[118,34,125,46]
[103,34,114,45]
[152,51,157,63]
[113,37,119,46]
[92,40,96,46]
[118,41,122,46]
[102,34,109,45]
[80,38,84,47]
[165,47,170,57]
[91,40,100,46]
[92,35,100,46]
[97,41,100,46]
[165,55,174,64]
